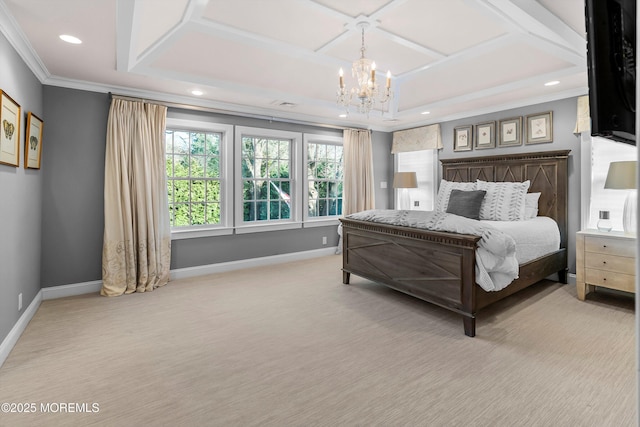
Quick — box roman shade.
[391,124,443,153]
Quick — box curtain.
[574,95,590,134]
[343,129,376,215]
[391,124,443,153]
[101,98,171,297]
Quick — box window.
[304,134,344,224]
[394,149,438,210]
[165,119,233,238]
[235,126,302,232]
[587,137,636,231]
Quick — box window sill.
[234,222,302,234]
[171,227,234,240]
[303,218,341,228]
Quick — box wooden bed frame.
[340,150,570,337]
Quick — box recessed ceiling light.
[421,111,431,115]
[544,80,560,86]
[59,34,82,44]
[191,90,204,96]
[338,114,347,118]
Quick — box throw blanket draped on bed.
[346,210,518,292]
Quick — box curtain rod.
[108,92,367,132]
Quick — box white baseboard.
[0,290,42,368]
[170,246,339,280]
[41,280,103,300]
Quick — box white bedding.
[480,216,560,265]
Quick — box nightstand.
[576,229,636,301]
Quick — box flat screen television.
[585,0,636,145]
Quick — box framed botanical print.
[25,112,43,169]
[498,117,522,147]
[0,90,21,167]
[453,125,473,152]
[525,111,553,144]
[474,121,495,149]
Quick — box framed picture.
[0,90,21,167]
[474,121,495,149]
[25,112,43,169]
[525,111,553,144]
[498,117,522,147]
[453,125,472,152]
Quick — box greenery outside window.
[235,126,303,233]
[165,119,233,239]
[303,134,344,225]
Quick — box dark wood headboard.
[440,150,570,250]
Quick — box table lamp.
[604,160,637,234]
[393,172,418,210]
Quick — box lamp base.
[622,190,637,234]
[399,188,411,210]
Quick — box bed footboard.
[340,218,481,336]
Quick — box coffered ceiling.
[0,0,587,131]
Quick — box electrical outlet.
[322,236,327,245]
[380,181,387,189]
[414,201,420,207]
[18,293,22,311]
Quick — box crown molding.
[0,0,50,82]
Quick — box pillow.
[475,180,530,221]
[524,192,541,219]
[446,189,487,220]
[435,180,476,212]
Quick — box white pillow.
[435,180,476,212]
[524,192,541,219]
[475,180,530,221]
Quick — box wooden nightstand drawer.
[585,236,636,258]
[577,230,636,301]
[584,252,635,275]
[585,268,635,293]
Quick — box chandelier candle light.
[337,22,392,116]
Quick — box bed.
[339,150,570,337]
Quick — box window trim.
[166,118,234,240]
[234,126,303,233]
[303,133,344,225]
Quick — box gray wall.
[41,86,108,287]
[0,33,43,343]
[438,97,583,273]
[39,97,393,282]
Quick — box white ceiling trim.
[0,0,49,82]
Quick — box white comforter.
[346,210,518,292]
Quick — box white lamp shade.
[604,161,637,190]
[393,172,418,189]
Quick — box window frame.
[393,149,438,211]
[303,134,344,227]
[165,118,234,240]
[234,126,303,234]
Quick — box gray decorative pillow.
[446,189,487,220]
[476,180,530,221]
[435,180,476,212]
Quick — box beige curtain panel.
[101,98,172,297]
[574,95,591,134]
[343,129,375,216]
[391,123,443,153]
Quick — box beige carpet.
[0,255,635,427]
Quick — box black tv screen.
[585,0,636,145]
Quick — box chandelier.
[337,22,392,116]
